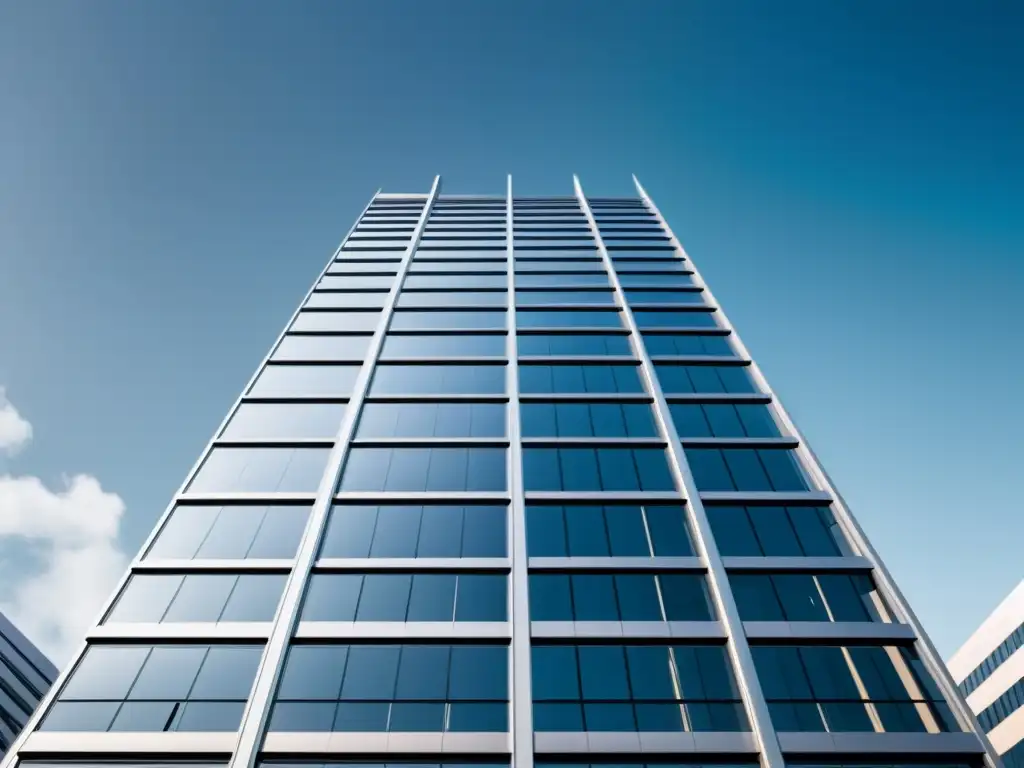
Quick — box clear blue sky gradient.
[0,1,1021,656]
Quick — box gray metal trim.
[742,620,917,641]
[633,174,1002,767]
[262,731,511,754]
[0,189,391,768]
[507,174,535,768]
[776,730,987,755]
[533,730,758,754]
[528,556,705,571]
[575,175,785,768]
[18,731,238,755]
[225,177,442,768]
[293,621,511,640]
[530,621,727,640]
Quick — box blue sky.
[0,0,1021,661]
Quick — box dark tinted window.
[521,402,658,438]
[320,505,507,558]
[526,504,693,557]
[340,448,506,492]
[523,448,675,492]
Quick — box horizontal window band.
[524,491,684,504]
[679,437,799,449]
[240,396,353,404]
[722,555,873,571]
[529,556,705,571]
[518,393,654,403]
[640,328,730,337]
[87,623,273,642]
[700,490,833,505]
[348,438,511,448]
[530,621,727,641]
[664,393,772,404]
[363,395,511,404]
[332,492,512,503]
[514,327,630,335]
[374,360,508,366]
[293,622,512,641]
[519,437,667,448]
[518,356,638,365]
[135,558,296,572]
[315,558,512,572]
[176,492,319,504]
[211,437,336,448]
[385,329,509,336]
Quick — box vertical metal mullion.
[632,175,1001,768]
[0,188,393,768]
[228,176,442,768]
[506,175,535,768]
[574,175,785,768]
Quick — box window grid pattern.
[3,184,986,768]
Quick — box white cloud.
[0,388,33,455]
[0,391,127,666]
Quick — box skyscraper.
[0,612,55,757]
[0,175,1000,768]
[949,581,1024,767]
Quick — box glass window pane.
[129,646,207,700]
[146,506,217,559]
[391,310,506,330]
[526,505,568,556]
[162,575,236,622]
[278,645,347,700]
[272,335,372,362]
[189,646,262,699]
[107,575,183,623]
[320,505,378,558]
[571,575,618,620]
[370,364,506,395]
[706,506,761,556]
[221,403,345,440]
[615,574,662,621]
[249,364,360,398]
[645,504,693,556]
[455,574,507,621]
[530,574,572,620]
[407,574,457,621]
[449,646,508,700]
[302,574,363,621]
[290,311,380,333]
[341,646,400,699]
[381,334,506,358]
[187,448,329,494]
[356,574,413,620]
[659,574,714,620]
[604,505,651,556]
[248,505,310,558]
[59,647,150,700]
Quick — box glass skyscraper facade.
[0,612,55,757]
[0,176,1001,768]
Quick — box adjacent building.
[950,580,1024,767]
[0,612,56,757]
[0,176,1001,768]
